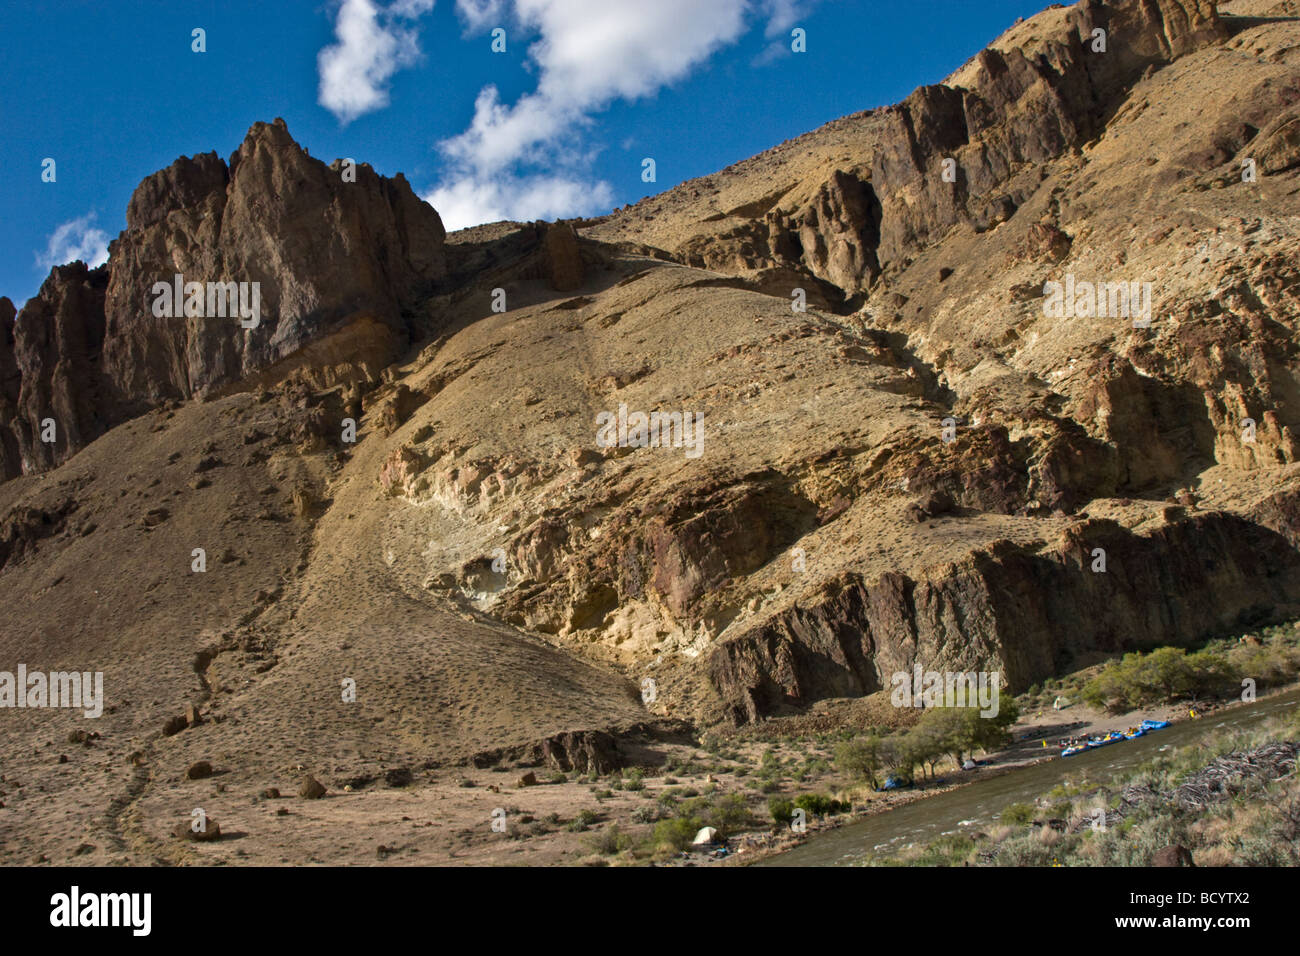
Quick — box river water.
[758,688,1300,866]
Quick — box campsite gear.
[692,826,719,846]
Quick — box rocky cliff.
[574,0,1300,720]
[0,118,447,476]
[590,0,1235,298]
[4,0,1300,866]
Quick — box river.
[758,687,1300,866]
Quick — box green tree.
[1136,647,1195,701]
[835,735,885,789]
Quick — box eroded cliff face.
[2,264,110,475]
[3,0,1300,757]
[709,512,1300,724]
[1,118,447,475]
[0,296,17,478]
[592,0,1231,299]
[564,0,1300,722]
[328,0,1300,730]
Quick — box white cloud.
[37,214,110,271]
[760,0,812,38]
[317,0,437,125]
[753,0,818,65]
[427,0,755,230]
[313,0,814,225]
[426,172,614,227]
[454,0,506,31]
[418,0,821,229]
[520,0,749,107]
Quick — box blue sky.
[0,0,1053,308]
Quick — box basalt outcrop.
[572,0,1300,720]
[0,264,109,476]
[589,0,1232,299]
[0,118,447,476]
[709,512,1300,724]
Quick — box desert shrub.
[768,796,795,824]
[587,823,632,855]
[793,793,847,817]
[651,817,697,851]
[566,809,600,832]
[991,833,1057,866]
[706,793,753,836]
[630,804,660,824]
[1092,812,1190,867]
[1000,803,1036,827]
[1232,832,1292,866]
[835,737,884,788]
[910,832,977,867]
[1077,644,1280,712]
[674,793,752,838]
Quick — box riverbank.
[158,626,1294,867]
[851,701,1300,867]
[723,679,1300,866]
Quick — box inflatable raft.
[1060,721,1166,756]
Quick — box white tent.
[692,826,719,846]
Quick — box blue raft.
[1061,723,1165,757]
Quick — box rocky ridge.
[3,0,1300,865]
[0,118,448,478]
